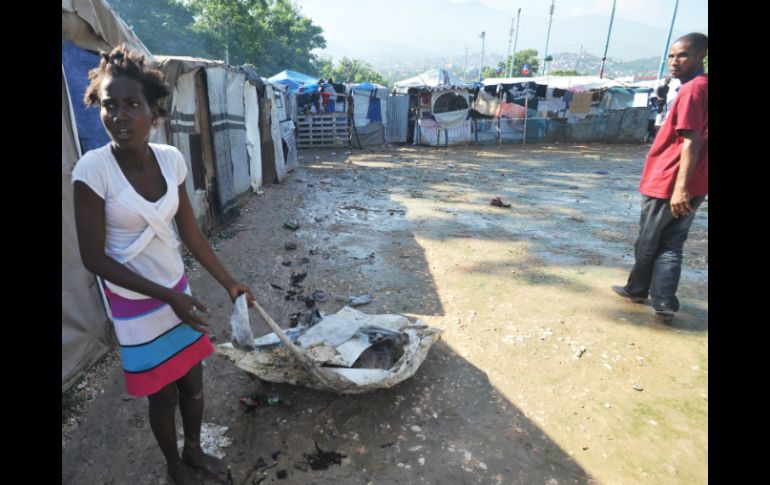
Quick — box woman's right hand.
[168,292,211,333]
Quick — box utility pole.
[505,17,514,78]
[658,0,680,79]
[464,46,469,80]
[574,44,584,73]
[543,1,555,76]
[510,8,521,77]
[599,0,617,79]
[479,31,486,82]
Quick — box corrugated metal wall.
[386,95,410,143]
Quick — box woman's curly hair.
[83,45,170,118]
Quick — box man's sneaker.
[611,285,647,303]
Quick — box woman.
[72,45,255,485]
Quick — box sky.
[294,0,708,61]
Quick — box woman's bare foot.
[182,447,229,482]
[167,462,203,485]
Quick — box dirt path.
[62,143,707,485]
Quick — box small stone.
[633,384,644,391]
[284,242,298,250]
[418,457,425,466]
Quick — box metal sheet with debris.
[216,306,442,394]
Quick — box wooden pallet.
[297,114,350,148]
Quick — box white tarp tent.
[394,69,473,145]
[62,0,154,390]
[393,68,474,94]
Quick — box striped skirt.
[105,274,214,397]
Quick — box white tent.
[62,0,154,391]
[394,69,474,145]
[393,68,475,94]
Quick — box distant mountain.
[313,0,698,83]
[315,0,694,63]
[548,52,660,78]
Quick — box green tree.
[109,0,216,58]
[330,57,388,86]
[480,66,501,79]
[498,48,540,77]
[187,0,326,74]
[315,55,334,79]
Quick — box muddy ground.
[62,143,707,485]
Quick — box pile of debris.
[217,304,442,394]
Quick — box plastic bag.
[229,294,255,350]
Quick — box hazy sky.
[295,0,708,59]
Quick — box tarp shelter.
[393,69,475,146]
[152,56,254,230]
[348,82,388,146]
[62,0,154,391]
[241,67,297,181]
[268,70,318,93]
[154,56,257,225]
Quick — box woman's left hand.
[226,280,256,307]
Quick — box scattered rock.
[348,294,373,306]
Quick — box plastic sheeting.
[244,81,262,191]
[62,41,110,154]
[431,90,470,129]
[416,118,472,146]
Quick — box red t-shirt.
[639,74,708,198]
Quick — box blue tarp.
[367,95,382,123]
[62,41,110,154]
[297,83,320,94]
[351,82,384,123]
[355,82,377,91]
[268,70,318,92]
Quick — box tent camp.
[348,82,388,146]
[480,75,652,143]
[393,69,475,146]
[62,0,154,391]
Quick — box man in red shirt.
[613,33,708,321]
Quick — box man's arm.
[670,129,702,218]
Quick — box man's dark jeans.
[624,194,705,313]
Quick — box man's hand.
[670,185,693,218]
